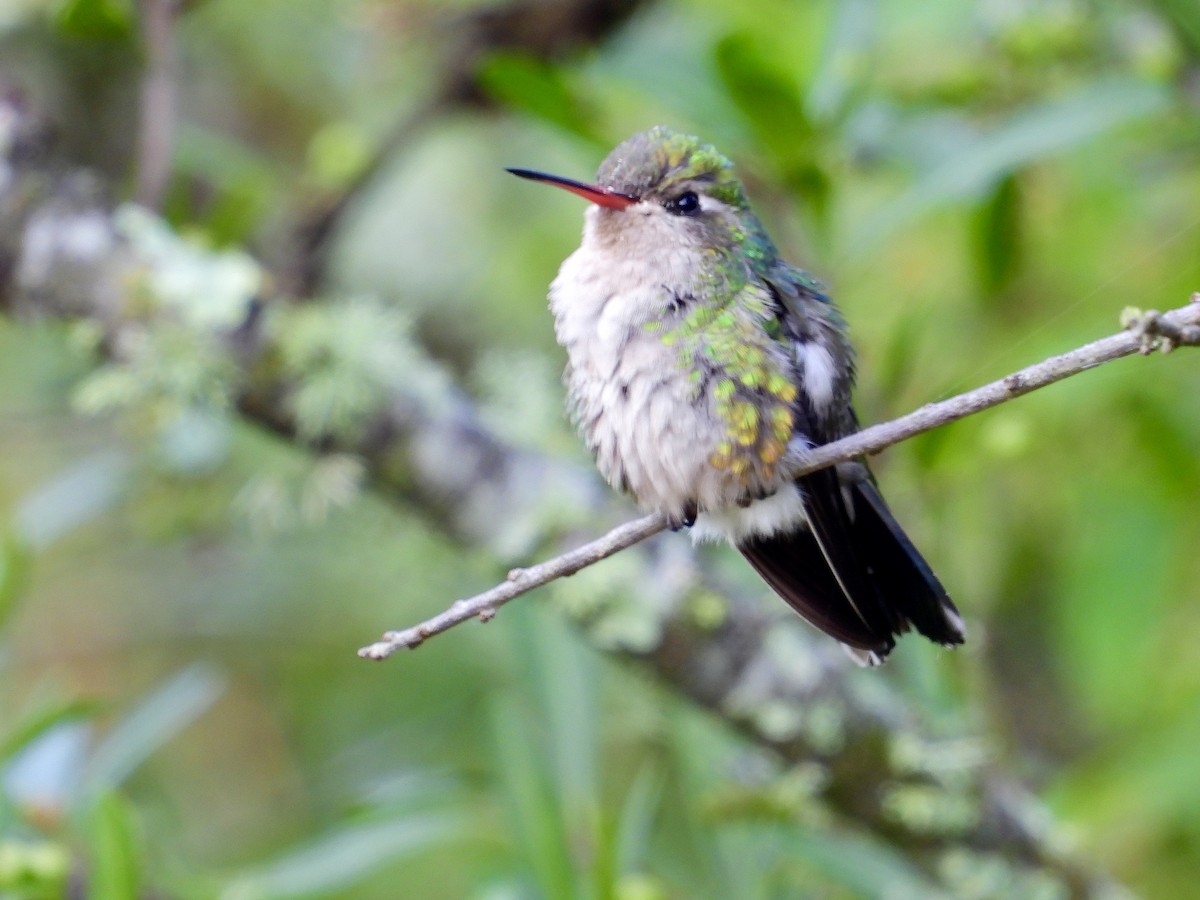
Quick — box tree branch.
[134,0,181,211]
[359,297,1200,659]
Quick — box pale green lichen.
[552,552,669,653]
[939,849,1069,900]
[274,296,448,443]
[234,453,365,534]
[802,700,847,755]
[880,783,980,836]
[701,762,831,824]
[114,204,262,330]
[684,588,728,632]
[73,206,259,470]
[753,699,806,742]
[472,349,569,452]
[888,733,990,781]
[0,839,70,895]
[74,325,239,421]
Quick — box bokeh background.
[2,0,1200,896]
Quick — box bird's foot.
[735,486,774,508]
[667,502,698,531]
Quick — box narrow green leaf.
[714,31,830,224]
[972,173,1024,299]
[789,827,948,899]
[613,762,665,877]
[221,813,460,899]
[534,614,599,833]
[715,31,814,153]
[0,532,33,631]
[15,453,130,551]
[857,79,1171,247]
[81,664,225,799]
[806,0,876,120]
[86,791,142,900]
[0,700,95,765]
[51,0,134,40]
[1150,0,1200,56]
[491,694,575,900]
[477,52,603,145]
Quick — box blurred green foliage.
[2,0,1200,896]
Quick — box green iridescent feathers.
[596,126,749,209]
[671,283,798,481]
[597,127,845,483]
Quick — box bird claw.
[735,486,773,508]
[667,502,698,531]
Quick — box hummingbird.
[509,126,964,663]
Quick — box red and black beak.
[507,168,639,210]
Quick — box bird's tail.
[737,470,964,664]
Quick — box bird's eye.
[665,191,701,216]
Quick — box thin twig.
[360,297,1200,660]
[358,513,666,659]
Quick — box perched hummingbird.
[509,126,964,663]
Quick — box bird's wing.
[743,265,964,656]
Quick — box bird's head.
[509,126,773,267]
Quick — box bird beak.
[507,168,639,210]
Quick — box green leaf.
[0,532,32,631]
[789,828,947,899]
[858,79,1171,247]
[0,838,71,896]
[51,0,133,40]
[490,694,575,900]
[169,125,281,245]
[14,453,129,551]
[714,31,830,222]
[86,791,142,900]
[1151,0,1200,57]
[613,762,665,877]
[221,813,460,899]
[81,664,226,799]
[714,31,814,153]
[806,0,876,120]
[533,614,598,830]
[0,700,95,766]
[972,172,1023,299]
[477,52,603,145]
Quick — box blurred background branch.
[133,0,181,210]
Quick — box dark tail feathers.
[737,471,964,663]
